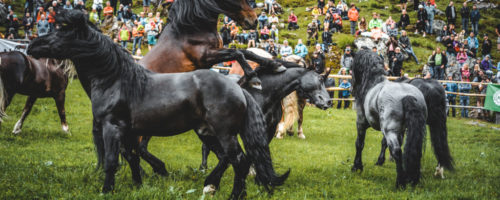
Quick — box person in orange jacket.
[347,3,359,35]
[103,1,114,18]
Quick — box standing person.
[413,0,419,11]
[470,5,480,36]
[22,12,34,38]
[132,20,144,55]
[287,11,298,30]
[92,0,103,18]
[391,47,405,76]
[386,36,398,68]
[143,0,150,13]
[460,1,469,34]
[425,1,435,35]
[347,3,358,35]
[459,67,471,118]
[337,78,351,109]
[322,26,332,51]
[318,0,325,15]
[399,30,419,64]
[63,0,73,10]
[445,1,457,26]
[145,18,158,50]
[103,1,113,18]
[397,9,410,30]
[416,5,428,37]
[37,14,49,36]
[340,46,353,73]
[482,34,492,58]
[430,47,448,79]
[119,23,131,48]
[280,40,293,57]
[445,75,458,117]
[265,0,275,15]
[467,32,479,57]
[294,39,308,58]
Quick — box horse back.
[0,51,29,87]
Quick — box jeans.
[121,41,127,48]
[447,96,456,117]
[426,18,433,34]
[462,18,469,33]
[337,93,350,109]
[403,47,419,63]
[350,21,356,35]
[132,36,143,55]
[460,96,469,118]
[471,22,478,35]
[433,65,445,80]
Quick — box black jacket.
[430,52,448,67]
[398,36,411,49]
[399,14,410,25]
[417,9,428,21]
[445,5,457,20]
[482,38,492,55]
[460,6,470,19]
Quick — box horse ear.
[322,67,332,82]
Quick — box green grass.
[0,80,499,199]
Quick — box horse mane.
[69,18,151,102]
[166,0,231,35]
[351,49,387,106]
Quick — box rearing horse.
[0,51,74,134]
[139,0,285,88]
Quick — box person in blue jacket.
[337,79,351,109]
[294,39,308,58]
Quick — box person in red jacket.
[288,11,298,30]
[347,3,359,35]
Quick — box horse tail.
[240,90,290,189]
[427,95,454,171]
[61,59,77,82]
[0,72,6,121]
[282,92,299,131]
[402,96,426,185]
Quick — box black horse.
[377,77,454,178]
[351,49,427,188]
[136,62,332,194]
[27,10,288,199]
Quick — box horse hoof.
[12,128,21,135]
[203,184,216,195]
[248,166,257,176]
[274,65,287,73]
[276,135,283,139]
[62,124,69,133]
[12,120,22,134]
[297,133,306,139]
[375,160,384,166]
[351,165,363,172]
[434,165,445,179]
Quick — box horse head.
[297,68,332,110]
[217,0,257,29]
[28,10,94,60]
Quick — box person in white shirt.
[280,40,293,57]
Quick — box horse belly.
[131,99,200,136]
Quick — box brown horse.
[139,0,284,88]
[0,51,74,134]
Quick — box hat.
[418,5,423,9]
[484,33,488,37]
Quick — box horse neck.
[71,34,150,100]
[353,73,386,106]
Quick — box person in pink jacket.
[288,11,299,30]
[456,47,468,67]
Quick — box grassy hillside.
[0,80,499,199]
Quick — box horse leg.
[352,120,369,172]
[205,49,262,90]
[375,136,388,166]
[200,143,210,170]
[197,135,230,195]
[12,96,37,134]
[218,134,250,200]
[239,49,286,73]
[121,135,142,187]
[385,131,406,188]
[138,136,168,176]
[101,121,124,193]
[54,92,69,133]
[297,98,306,139]
[0,92,14,132]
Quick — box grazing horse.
[351,49,427,188]
[139,0,285,89]
[377,77,454,179]
[0,51,74,134]
[28,10,288,199]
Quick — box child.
[337,79,351,109]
